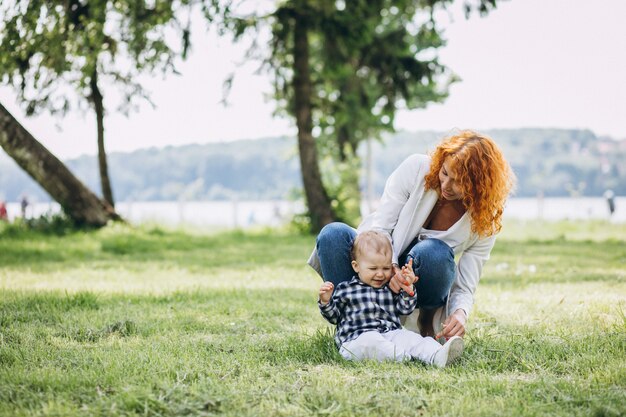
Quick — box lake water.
[5,197,625,227]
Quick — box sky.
[1,0,625,159]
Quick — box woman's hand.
[319,282,334,305]
[436,309,467,340]
[389,259,417,294]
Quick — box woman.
[308,130,515,341]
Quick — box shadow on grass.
[0,291,100,326]
[0,288,320,346]
[0,226,315,272]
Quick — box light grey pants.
[339,329,442,363]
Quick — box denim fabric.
[399,237,456,309]
[316,222,357,286]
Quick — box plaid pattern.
[319,276,417,348]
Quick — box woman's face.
[439,157,463,201]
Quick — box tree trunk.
[337,125,350,162]
[89,70,115,207]
[293,12,336,233]
[0,102,120,226]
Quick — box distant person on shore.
[309,130,515,350]
[20,195,29,218]
[604,189,616,216]
[318,230,464,366]
[273,204,282,223]
[0,200,7,221]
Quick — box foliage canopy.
[222,0,500,225]
[0,0,215,116]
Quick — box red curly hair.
[424,130,515,237]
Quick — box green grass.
[0,220,625,417]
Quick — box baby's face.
[351,250,393,288]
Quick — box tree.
[312,1,449,223]
[224,0,499,232]
[0,0,217,207]
[283,3,337,230]
[223,2,334,233]
[226,1,337,232]
[0,102,119,226]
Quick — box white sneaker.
[432,336,464,368]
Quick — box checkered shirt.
[319,276,417,348]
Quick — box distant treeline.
[1,128,625,203]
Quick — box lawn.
[0,220,624,417]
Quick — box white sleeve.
[365,154,423,235]
[448,234,496,317]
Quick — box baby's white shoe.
[432,336,464,368]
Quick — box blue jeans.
[316,222,456,310]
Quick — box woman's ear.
[351,260,359,273]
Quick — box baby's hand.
[401,259,417,284]
[400,259,417,296]
[319,282,334,305]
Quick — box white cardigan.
[308,153,496,317]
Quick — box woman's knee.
[317,222,355,247]
[409,238,453,266]
[408,239,456,309]
[316,222,357,285]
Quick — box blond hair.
[351,230,392,261]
